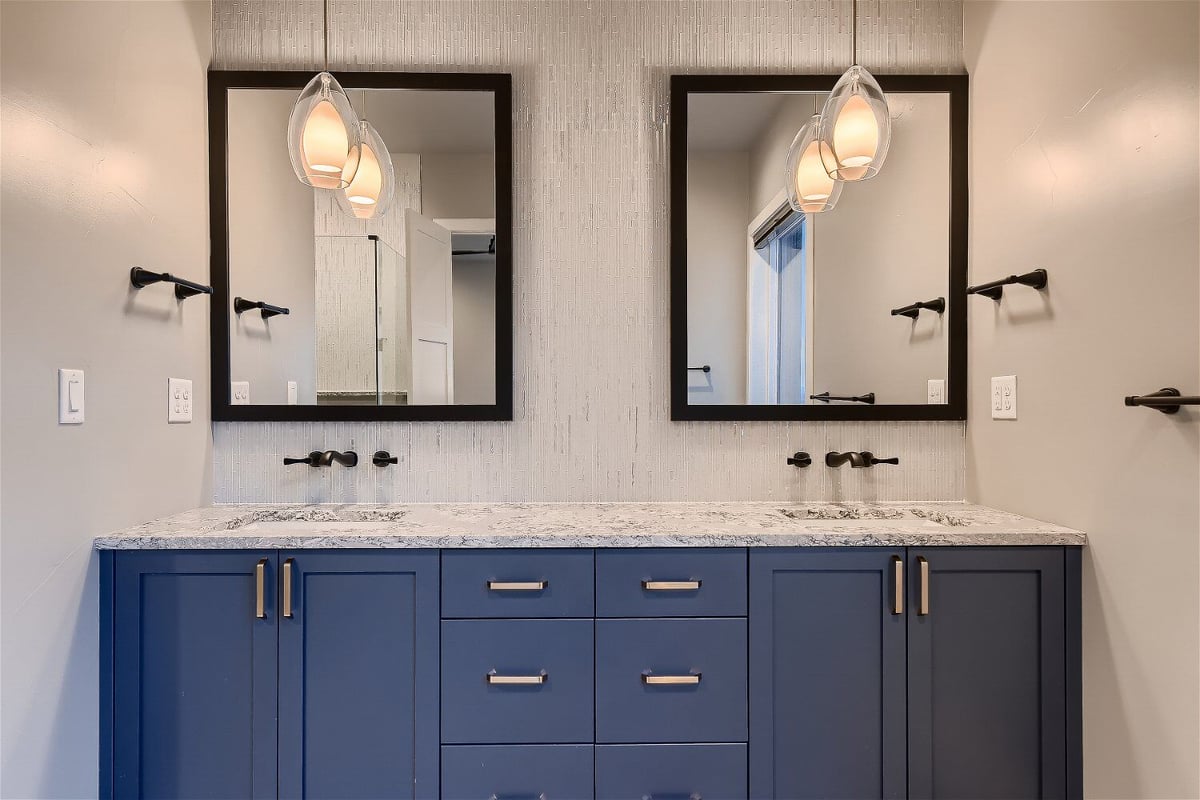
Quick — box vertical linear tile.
[212,0,966,504]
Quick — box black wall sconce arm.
[967,268,1048,301]
[130,267,213,300]
[811,391,876,405]
[1124,387,1200,415]
[891,297,945,319]
[235,297,290,319]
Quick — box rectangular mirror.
[210,71,512,421]
[670,74,967,421]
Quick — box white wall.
[0,2,212,797]
[210,0,969,504]
[422,153,495,220]
[963,2,1200,797]
[452,253,498,405]
[227,89,318,404]
[686,151,750,405]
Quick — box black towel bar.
[234,297,290,319]
[811,392,876,405]
[688,365,711,373]
[1124,388,1200,415]
[130,267,212,300]
[967,268,1047,301]
[891,297,946,318]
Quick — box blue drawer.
[596,743,747,800]
[442,619,594,744]
[596,549,746,617]
[442,549,595,618]
[442,745,594,800]
[595,618,748,743]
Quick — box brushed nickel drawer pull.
[642,672,702,685]
[918,556,930,616]
[642,794,702,800]
[491,794,546,800]
[282,558,294,618]
[892,556,904,615]
[486,580,548,591]
[486,670,547,685]
[254,559,267,619]
[641,580,702,591]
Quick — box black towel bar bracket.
[688,365,711,373]
[967,268,1047,301]
[891,296,946,319]
[130,267,212,300]
[234,297,290,319]
[1124,387,1200,415]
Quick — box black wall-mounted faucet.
[826,451,900,468]
[283,450,358,467]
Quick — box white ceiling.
[687,92,823,151]
[346,88,495,154]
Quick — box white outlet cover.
[231,381,251,405]
[287,381,298,405]
[927,379,946,405]
[168,377,192,423]
[58,368,85,424]
[991,375,1017,419]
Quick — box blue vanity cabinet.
[906,547,1069,800]
[277,551,440,800]
[108,551,279,800]
[748,549,908,800]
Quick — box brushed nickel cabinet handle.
[892,556,904,615]
[643,794,702,800]
[491,794,546,800]
[254,559,267,619]
[641,580,702,591]
[486,671,547,685]
[642,672,702,685]
[918,556,930,616]
[486,580,548,591]
[282,558,294,618]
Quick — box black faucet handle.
[863,452,899,466]
[373,450,399,467]
[284,451,322,467]
[786,451,812,468]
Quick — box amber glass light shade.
[337,120,395,219]
[818,65,892,182]
[287,72,361,189]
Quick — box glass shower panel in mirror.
[226,87,497,406]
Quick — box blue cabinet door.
[111,551,278,800]
[748,549,906,800]
[906,547,1067,800]
[441,745,595,800]
[278,550,439,800]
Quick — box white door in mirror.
[991,375,1017,419]
[58,368,84,424]
[168,378,192,423]
[231,381,251,405]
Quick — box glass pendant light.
[337,92,395,219]
[785,114,844,213]
[818,0,892,181]
[286,0,360,189]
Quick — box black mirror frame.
[669,73,968,422]
[208,70,514,422]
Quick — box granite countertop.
[93,502,1086,550]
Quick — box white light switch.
[58,368,85,424]
[231,381,251,405]
[991,375,1017,419]
[927,379,946,405]
[168,378,192,423]
[287,381,298,405]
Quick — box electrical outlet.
[287,381,298,405]
[927,379,946,404]
[58,368,85,424]
[991,375,1017,419]
[168,378,192,423]
[231,381,251,405]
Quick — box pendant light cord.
[323,0,329,71]
[851,0,858,66]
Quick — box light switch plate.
[991,375,1017,419]
[287,381,298,405]
[231,381,251,405]
[927,379,946,405]
[58,368,85,424]
[168,378,192,423]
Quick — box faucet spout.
[826,451,868,468]
[318,450,358,467]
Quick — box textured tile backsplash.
[212,0,966,504]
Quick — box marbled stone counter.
[93,502,1085,550]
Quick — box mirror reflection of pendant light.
[286,0,361,189]
[338,92,395,219]
[818,0,891,181]
[785,114,844,213]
